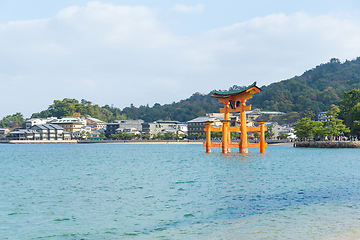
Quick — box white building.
[72,126,92,139]
[26,117,58,129]
[265,122,284,139]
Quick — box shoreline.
[294,141,360,148]
[0,139,291,145]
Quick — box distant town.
[0,109,302,143]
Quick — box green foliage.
[324,104,349,139]
[295,105,349,140]
[86,132,91,139]
[30,93,222,123]
[211,132,222,138]
[142,134,150,140]
[79,131,85,139]
[22,57,360,126]
[108,131,140,140]
[188,133,204,140]
[265,125,275,139]
[279,133,290,139]
[272,112,302,125]
[338,89,360,132]
[32,98,117,122]
[153,132,165,140]
[0,113,25,129]
[250,57,360,116]
[99,131,106,139]
[294,117,317,139]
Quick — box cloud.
[1,2,360,117]
[170,4,204,13]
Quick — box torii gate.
[204,82,267,153]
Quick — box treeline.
[30,93,222,123]
[31,99,126,123]
[3,57,360,129]
[250,57,360,115]
[295,88,360,139]
[0,113,25,129]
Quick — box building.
[177,124,188,134]
[106,119,144,137]
[85,116,106,130]
[8,124,71,140]
[244,109,286,123]
[91,129,102,139]
[206,113,239,126]
[50,117,86,134]
[265,122,284,139]
[141,120,184,136]
[318,111,328,122]
[25,117,58,129]
[160,128,187,138]
[0,128,10,139]
[72,126,92,139]
[7,129,39,140]
[279,125,296,139]
[187,116,222,135]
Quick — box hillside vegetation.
[250,57,360,114]
[3,57,360,128]
[30,93,223,123]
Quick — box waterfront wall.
[295,141,360,148]
[2,140,78,144]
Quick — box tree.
[265,125,275,139]
[0,112,25,129]
[99,131,106,139]
[80,131,85,139]
[211,132,222,138]
[142,134,150,140]
[86,132,91,139]
[339,89,360,127]
[294,117,315,140]
[279,133,290,139]
[312,121,326,139]
[295,105,350,140]
[164,132,174,140]
[325,104,350,139]
[153,132,164,140]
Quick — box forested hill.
[30,94,223,124]
[26,57,360,124]
[250,57,360,114]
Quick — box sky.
[2,0,360,118]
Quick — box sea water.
[1,143,360,239]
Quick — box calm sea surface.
[1,143,360,239]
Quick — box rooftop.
[187,116,219,123]
[210,82,261,99]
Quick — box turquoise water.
[1,144,360,239]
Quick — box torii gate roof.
[210,82,261,99]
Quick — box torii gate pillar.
[239,100,248,153]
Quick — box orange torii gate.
[204,82,267,153]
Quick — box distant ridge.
[27,57,360,124]
[249,57,360,114]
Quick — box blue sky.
[1,0,360,118]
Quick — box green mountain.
[25,56,360,124]
[250,57,360,114]
[30,93,223,123]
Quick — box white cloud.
[170,4,204,13]
[1,2,360,117]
